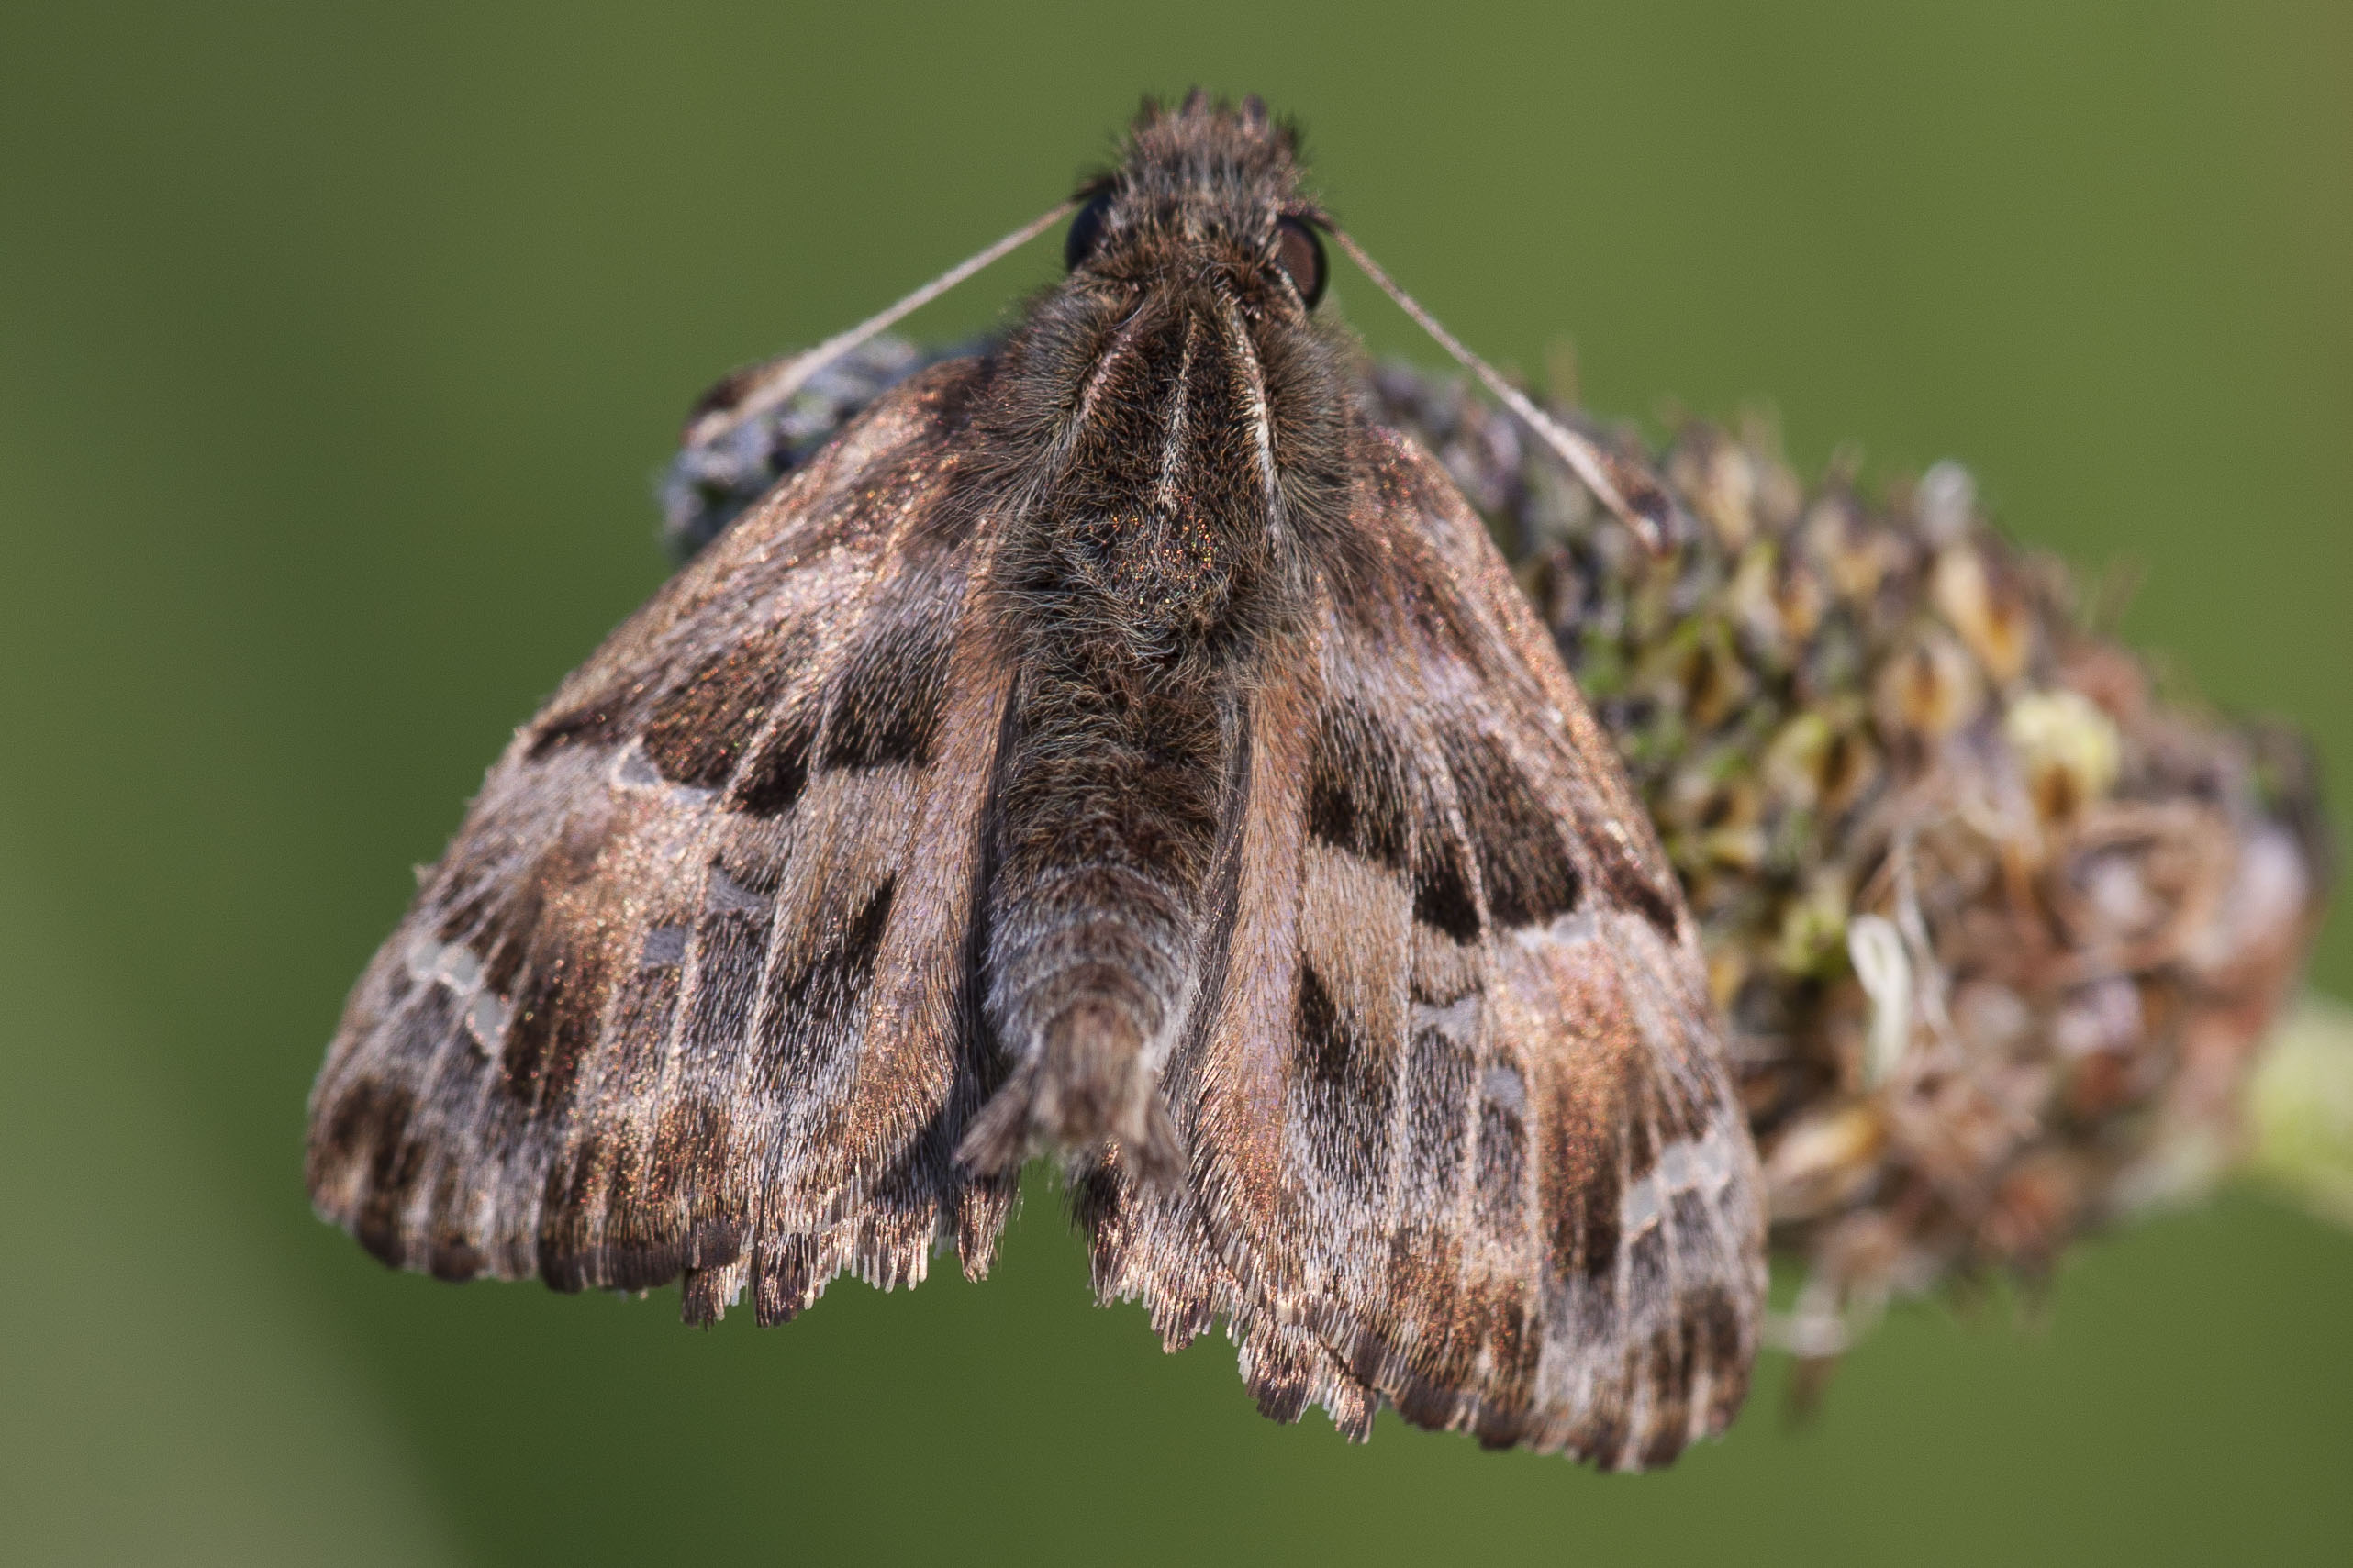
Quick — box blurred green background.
[3,3,2347,1563]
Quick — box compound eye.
[1275,216,1326,308]
[1064,190,1114,272]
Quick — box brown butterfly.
[306,91,1764,1468]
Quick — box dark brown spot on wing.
[1306,772,1357,857]
[676,895,774,1069]
[680,1264,738,1328]
[434,806,609,993]
[1595,840,1681,937]
[1443,729,1582,929]
[643,1096,745,1260]
[753,877,896,1099]
[752,1232,822,1328]
[1575,1399,1633,1471]
[1693,1284,1750,1429]
[1296,966,1350,1087]
[1669,1187,1713,1251]
[1305,702,1410,873]
[1539,1049,1629,1282]
[316,1077,422,1269]
[527,673,651,760]
[1291,966,1395,1198]
[1639,1314,1699,1468]
[1575,1185,1625,1284]
[1461,1276,1540,1440]
[497,942,610,1115]
[542,942,615,1112]
[1397,1021,1475,1213]
[538,1094,748,1299]
[1623,1095,1657,1184]
[820,617,952,772]
[1622,1051,1713,1184]
[640,628,808,788]
[1626,1223,1669,1314]
[1653,1311,1700,1406]
[1411,831,1481,942]
[496,962,561,1103]
[423,1167,485,1284]
[1243,1338,1314,1426]
[729,706,818,817]
[1376,1229,1472,1424]
[536,1130,617,1291]
[1543,1109,1619,1278]
[710,822,793,899]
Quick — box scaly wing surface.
[1083,426,1765,1466]
[307,361,1020,1324]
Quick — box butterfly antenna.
[1323,224,1673,551]
[685,197,1078,450]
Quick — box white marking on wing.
[1617,1127,1739,1240]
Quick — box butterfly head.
[968,89,1361,601]
[1062,90,1329,318]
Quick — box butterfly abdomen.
[953,212,1344,1182]
[967,504,1262,1178]
[979,694,1221,1138]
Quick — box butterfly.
[306,91,1764,1469]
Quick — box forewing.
[307,360,1019,1323]
[1084,427,1765,1466]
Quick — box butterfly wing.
[1082,425,1765,1466]
[307,360,1020,1324]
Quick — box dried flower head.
[1399,376,2331,1373]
